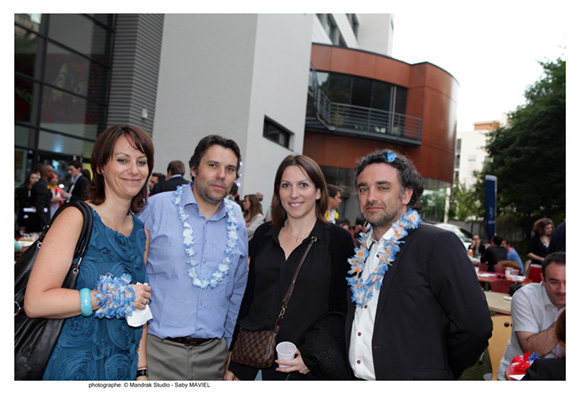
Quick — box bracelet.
[80,288,93,317]
[136,368,148,378]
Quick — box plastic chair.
[528,265,542,283]
[487,315,513,380]
[478,263,489,272]
[490,279,513,294]
[498,260,521,274]
[493,264,507,274]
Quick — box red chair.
[490,279,514,294]
[528,265,542,283]
[478,263,489,272]
[493,264,507,274]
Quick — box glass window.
[44,42,109,103]
[14,14,43,32]
[351,77,372,108]
[15,29,41,78]
[15,77,38,123]
[263,117,291,149]
[47,14,109,60]
[371,81,392,112]
[38,130,94,157]
[14,126,31,148]
[40,87,103,140]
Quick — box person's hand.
[224,370,238,380]
[275,349,310,375]
[131,283,151,310]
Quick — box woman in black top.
[227,155,354,380]
[526,218,553,266]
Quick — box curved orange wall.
[306,44,459,186]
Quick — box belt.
[165,336,215,347]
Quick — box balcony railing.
[308,69,422,144]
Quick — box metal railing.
[308,68,422,143]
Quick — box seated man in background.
[497,252,566,380]
[501,238,524,274]
[480,235,507,272]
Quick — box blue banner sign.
[485,175,497,242]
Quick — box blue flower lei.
[172,185,239,290]
[94,273,136,319]
[346,209,422,308]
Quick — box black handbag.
[231,236,317,369]
[14,200,93,380]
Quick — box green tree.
[475,58,565,230]
[448,181,481,221]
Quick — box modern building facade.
[14,13,459,223]
[455,117,506,190]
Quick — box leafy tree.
[475,58,565,230]
[448,181,482,221]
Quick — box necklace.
[172,185,239,289]
[284,222,309,243]
[346,209,421,308]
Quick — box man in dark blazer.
[67,160,89,202]
[346,149,492,380]
[30,163,55,231]
[150,160,190,195]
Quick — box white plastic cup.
[276,341,297,368]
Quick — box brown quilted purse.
[231,236,317,369]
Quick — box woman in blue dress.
[24,125,155,380]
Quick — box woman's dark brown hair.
[270,154,328,227]
[86,125,154,213]
[532,217,554,236]
[243,194,262,221]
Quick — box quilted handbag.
[231,236,317,369]
[14,200,93,380]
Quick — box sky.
[389,2,569,131]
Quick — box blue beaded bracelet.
[80,288,93,317]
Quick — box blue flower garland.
[94,273,136,319]
[346,209,422,308]
[172,185,239,290]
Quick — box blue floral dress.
[43,209,148,380]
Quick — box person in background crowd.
[526,218,553,266]
[497,251,566,380]
[469,234,486,256]
[227,154,354,380]
[480,235,508,272]
[242,194,264,242]
[24,125,154,380]
[15,170,40,234]
[48,172,65,218]
[345,149,492,380]
[150,160,189,196]
[501,238,524,274]
[66,160,89,202]
[138,135,248,380]
[548,219,565,254]
[325,184,342,224]
[148,172,165,197]
[522,308,565,380]
[30,163,55,231]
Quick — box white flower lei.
[172,185,239,289]
[346,209,422,308]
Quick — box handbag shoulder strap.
[38,200,93,266]
[273,235,318,331]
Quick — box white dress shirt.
[349,227,394,380]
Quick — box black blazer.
[69,175,89,201]
[346,223,492,380]
[30,178,51,230]
[150,176,190,195]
